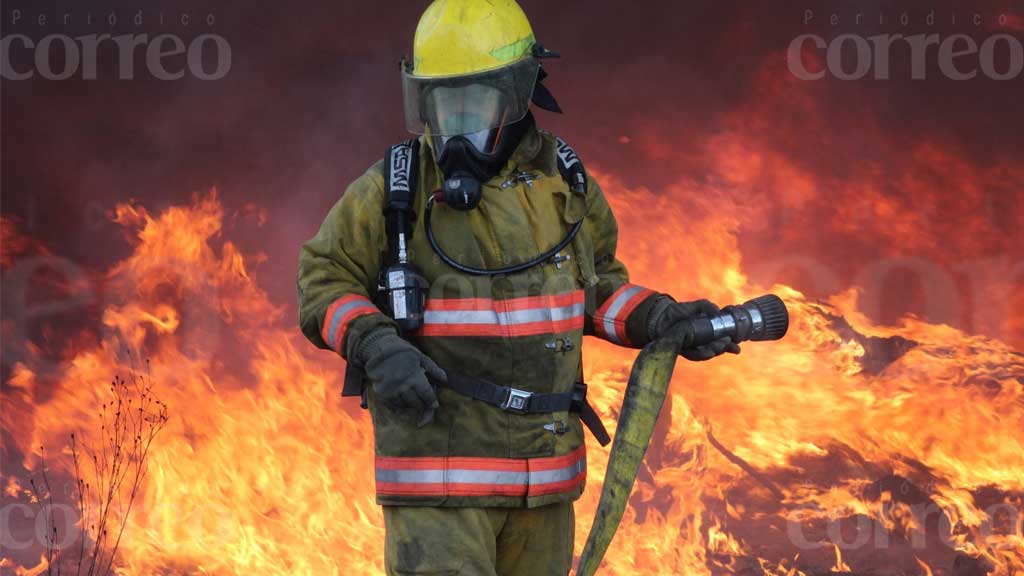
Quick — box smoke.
[2,0,1021,346]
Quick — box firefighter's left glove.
[353,325,446,427]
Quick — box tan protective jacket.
[298,125,662,508]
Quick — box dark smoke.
[2,0,1022,347]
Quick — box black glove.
[647,296,741,361]
[353,325,446,426]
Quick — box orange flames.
[2,70,1023,574]
[2,173,1021,574]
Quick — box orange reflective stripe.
[423,291,581,311]
[374,445,586,498]
[375,482,530,497]
[425,298,496,311]
[321,294,378,352]
[420,318,583,337]
[526,447,588,471]
[593,284,654,345]
[418,290,585,338]
[528,475,586,497]
[498,292,583,311]
[376,454,527,472]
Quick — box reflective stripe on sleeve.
[321,294,379,353]
[593,284,655,345]
[374,445,586,498]
[419,290,585,337]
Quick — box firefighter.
[297,1,738,574]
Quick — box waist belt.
[440,371,611,446]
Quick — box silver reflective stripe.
[376,469,445,484]
[376,458,584,489]
[423,302,585,326]
[506,303,584,324]
[599,285,646,344]
[450,470,529,485]
[423,310,497,325]
[327,299,375,346]
[376,469,529,485]
[528,459,587,486]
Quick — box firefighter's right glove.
[647,296,741,361]
[353,325,445,427]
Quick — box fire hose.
[576,294,790,575]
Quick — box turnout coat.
[297,125,662,508]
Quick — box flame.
[1,555,50,576]
[830,543,850,572]
[3,58,1023,574]
[915,556,934,576]
[1,216,51,269]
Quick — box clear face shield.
[402,57,540,154]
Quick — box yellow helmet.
[402,0,542,140]
[412,0,535,77]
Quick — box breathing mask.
[402,56,541,208]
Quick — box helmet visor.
[403,57,540,136]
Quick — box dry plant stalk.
[31,354,168,576]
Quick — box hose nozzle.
[721,294,789,342]
[684,294,789,348]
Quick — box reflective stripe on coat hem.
[374,445,586,498]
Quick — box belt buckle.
[501,387,533,413]
[570,381,587,412]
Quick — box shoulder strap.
[555,136,587,197]
[382,139,420,264]
[381,135,584,265]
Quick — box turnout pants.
[383,502,575,575]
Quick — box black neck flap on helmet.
[531,43,562,114]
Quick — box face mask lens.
[428,84,505,137]
[464,129,492,151]
[439,128,496,156]
[437,127,496,169]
